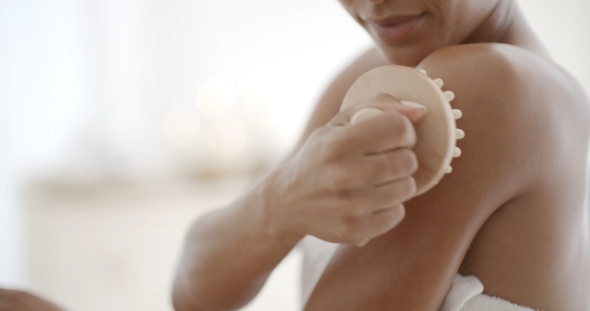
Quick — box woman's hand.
[265,94,426,246]
[171,93,426,311]
[0,288,65,311]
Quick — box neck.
[465,0,550,58]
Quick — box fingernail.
[400,100,427,112]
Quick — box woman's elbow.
[171,277,241,311]
[171,272,217,311]
[171,278,200,311]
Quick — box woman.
[172,0,590,310]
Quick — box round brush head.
[341,65,464,196]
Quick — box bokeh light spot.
[197,77,236,118]
[238,67,272,129]
[206,118,247,159]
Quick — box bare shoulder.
[420,43,590,128]
[419,43,590,193]
[419,43,590,309]
[305,44,590,311]
[420,42,589,109]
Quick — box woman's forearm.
[172,180,303,311]
[171,97,427,311]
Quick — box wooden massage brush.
[341,65,464,196]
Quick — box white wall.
[0,0,372,294]
[518,0,590,88]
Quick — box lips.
[365,13,425,44]
[370,14,423,27]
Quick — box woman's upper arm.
[304,44,538,311]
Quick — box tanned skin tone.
[0,289,65,311]
[173,0,590,310]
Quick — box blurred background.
[0,0,589,310]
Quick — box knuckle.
[387,115,415,147]
[399,118,416,146]
[334,187,353,200]
[308,127,328,146]
[349,228,367,244]
[387,113,407,133]
[341,218,364,242]
[310,125,329,139]
[355,165,374,185]
[383,205,405,225]
[400,177,417,197]
[378,149,418,181]
[330,174,353,198]
[394,204,406,222]
[388,177,416,203]
[334,221,351,242]
[348,201,368,218]
[398,149,419,175]
[324,132,353,159]
[334,129,357,147]
[326,165,361,196]
[372,207,404,234]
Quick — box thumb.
[350,101,427,124]
[394,100,428,123]
[335,101,428,125]
[331,95,427,126]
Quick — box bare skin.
[172,96,427,311]
[0,288,66,311]
[173,0,590,310]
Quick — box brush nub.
[455,129,465,139]
[433,78,444,88]
[444,91,455,102]
[340,65,465,195]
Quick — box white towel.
[439,274,537,311]
[299,236,538,311]
[299,236,340,305]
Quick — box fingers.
[298,93,423,246]
[396,100,429,122]
[366,176,416,210]
[350,101,427,125]
[341,176,415,220]
[353,110,418,154]
[336,148,418,191]
[368,148,418,186]
[327,94,426,154]
[330,93,426,127]
[324,112,417,156]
